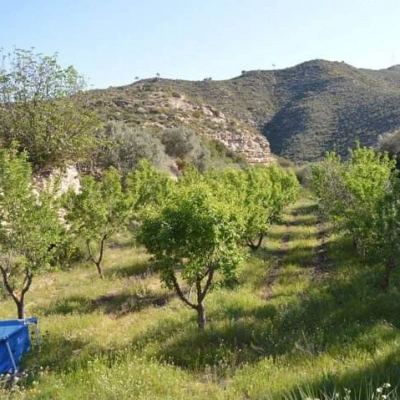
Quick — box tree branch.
[196,278,202,305]
[86,239,96,264]
[247,234,264,250]
[171,273,197,309]
[97,234,107,266]
[21,269,33,298]
[0,265,20,305]
[199,268,214,303]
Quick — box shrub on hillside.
[378,129,400,167]
[95,121,167,173]
[161,127,211,171]
[295,164,313,187]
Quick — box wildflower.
[383,383,391,389]
[377,387,383,393]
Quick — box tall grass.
[1,196,400,398]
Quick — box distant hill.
[84,60,400,162]
[84,80,274,165]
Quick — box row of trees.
[0,150,299,328]
[0,49,299,328]
[311,145,400,290]
[139,165,299,328]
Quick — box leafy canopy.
[65,167,128,278]
[125,159,174,218]
[0,48,101,169]
[312,146,397,256]
[206,165,299,249]
[138,172,244,329]
[95,121,167,174]
[0,147,62,318]
[311,145,399,288]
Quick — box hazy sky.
[2,0,400,88]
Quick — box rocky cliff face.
[207,127,272,164]
[85,84,275,165]
[167,95,274,164]
[34,165,81,196]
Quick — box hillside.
[84,60,400,162]
[84,83,274,165]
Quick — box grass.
[2,195,400,398]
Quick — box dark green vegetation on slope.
[84,60,400,162]
[1,196,400,399]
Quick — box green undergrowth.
[2,196,400,399]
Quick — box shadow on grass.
[266,229,318,241]
[24,199,400,395]
[128,235,400,380]
[107,238,135,249]
[104,260,157,279]
[291,202,319,216]
[23,333,89,373]
[34,290,173,318]
[281,343,400,399]
[253,242,327,270]
[275,202,319,226]
[91,291,173,316]
[275,216,317,227]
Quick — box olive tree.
[0,48,101,169]
[138,178,244,330]
[162,128,201,159]
[161,127,210,171]
[0,147,61,318]
[95,121,167,173]
[378,129,400,168]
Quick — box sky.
[2,0,400,89]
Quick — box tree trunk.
[197,303,206,330]
[87,237,106,279]
[171,270,214,330]
[17,300,25,320]
[95,261,104,279]
[248,234,264,251]
[381,258,395,292]
[0,266,31,319]
[352,236,366,259]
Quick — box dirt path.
[312,216,330,280]
[262,199,330,300]
[263,222,291,300]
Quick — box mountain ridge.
[84,59,400,162]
